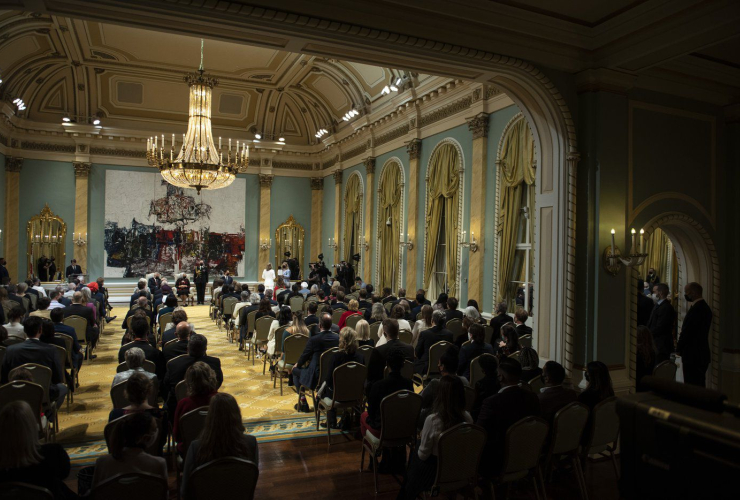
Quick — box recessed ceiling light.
[93,119,101,126]
[62,116,71,122]
[279,137,285,142]
[255,133,261,139]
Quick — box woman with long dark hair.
[497,323,521,358]
[578,361,615,409]
[267,306,293,356]
[173,362,218,453]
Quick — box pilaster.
[467,113,489,302]
[333,169,342,263]
[4,157,23,280]
[310,177,324,264]
[73,162,91,271]
[405,139,421,290]
[363,157,376,280]
[258,174,274,272]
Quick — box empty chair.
[188,457,259,500]
[652,360,677,381]
[90,472,167,500]
[543,402,590,500]
[423,423,487,499]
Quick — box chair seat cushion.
[277,360,294,371]
[320,397,357,410]
[364,430,380,451]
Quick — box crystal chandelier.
[147,40,248,193]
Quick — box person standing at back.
[677,282,712,387]
[262,263,276,290]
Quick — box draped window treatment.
[378,162,402,290]
[343,174,362,262]
[640,228,670,282]
[497,117,536,304]
[423,143,460,298]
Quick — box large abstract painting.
[104,170,246,277]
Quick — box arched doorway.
[628,213,720,389]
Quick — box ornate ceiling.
[0,11,420,145]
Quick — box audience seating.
[250,317,273,366]
[463,385,476,413]
[398,329,413,345]
[21,363,58,439]
[489,416,549,499]
[368,322,382,343]
[3,337,23,346]
[316,362,367,446]
[582,396,620,481]
[384,361,414,381]
[175,380,188,402]
[116,360,157,374]
[63,315,89,359]
[543,402,589,500]
[424,423,487,499]
[274,334,309,395]
[413,341,452,387]
[446,318,463,342]
[360,390,422,493]
[652,360,677,381]
[127,315,151,332]
[176,406,209,496]
[90,472,168,500]
[158,312,173,338]
[346,314,362,330]
[0,482,53,500]
[358,345,374,366]
[0,345,4,367]
[289,296,304,312]
[50,344,70,411]
[508,350,522,362]
[104,414,163,457]
[0,380,49,441]
[110,379,157,409]
[331,309,346,325]
[244,310,258,357]
[469,354,497,387]
[189,457,259,500]
[220,297,238,342]
[484,325,495,344]
[308,347,340,420]
[528,375,545,393]
[384,303,393,314]
[55,333,79,390]
[519,335,533,349]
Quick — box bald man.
[677,282,713,387]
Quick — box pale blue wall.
[270,176,311,278]
[321,175,336,268]
[242,173,259,281]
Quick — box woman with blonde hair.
[355,318,374,347]
[412,304,433,348]
[173,361,218,454]
[262,263,275,289]
[0,401,76,499]
[337,299,362,330]
[322,327,364,429]
[180,393,258,500]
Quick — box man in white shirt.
[48,289,65,310]
[31,278,47,297]
[3,304,26,340]
[63,282,76,298]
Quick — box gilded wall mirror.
[275,215,305,279]
[27,204,67,281]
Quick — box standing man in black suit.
[147,272,162,294]
[414,309,453,374]
[637,279,654,327]
[0,257,10,285]
[194,259,208,305]
[366,319,414,384]
[66,259,83,281]
[647,283,676,363]
[63,291,99,355]
[162,333,223,415]
[645,267,660,291]
[1,316,68,407]
[677,282,713,387]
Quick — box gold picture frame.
[274,215,305,276]
[27,204,67,281]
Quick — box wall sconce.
[328,237,338,251]
[399,233,414,251]
[359,235,369,251]
[459,230,478,253]
[259,237,272,251]
[603,228,648,276]
[72,232,87,247]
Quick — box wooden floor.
[66,435,622,499]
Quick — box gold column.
[333,170,342,264]
[467,113,489,302]
[4,157,23,281]
[259,174,274,272]
[363,157,375,281]
[73,162,91,272]
[405,140,421,291]
[310,177,323,262]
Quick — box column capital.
[333,169,343,185]
[467,112,490,140]
[258,174,274,187]
[4,156,23,172]
[363,157,376,175]
[73,161,92,177]
[310,177,324,190]
[406,139,422,160]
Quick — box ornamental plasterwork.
[73,162,91,177]
[310,177,324,190]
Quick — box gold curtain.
[343,174,362,262]
[423,143,460,297]
[496,118,536,304]
[378,162,402,290]
[640,228,670,282]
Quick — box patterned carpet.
[56,305,308,444]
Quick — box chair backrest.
[19,363,51,407]
[384,302,394,313]
[502,416,549,474]
[166,354,188,372]
[3,337,24,346]
[254,316,273,342]
[331,309,346,325]
[289,295,304,312]
[127,315,151,331]
[358,345,374,366]
[425,341,452,377]
[508,350,522,362]
[283,334,309,366]
[52,345,67,381]
[104,414,163,456]
[175,380,188,402]
[346,314,362,330]
[368,322,382,343]
[469,353,496,387]
[433,423,487,494]
[116,360,156,374]
[549,402,589,455]
[54,334,74,366]
[398,329,413,345]
[90,472,168,500]
[519,334,533,349]
[331,362,367,403]
[63,315,87,343]
[28,294,37,309]
[158,313,173,334]
[484,325,494,345]
[416,311,423,321]
[110,378,157,408]
[0,381,44,429]
[179,406,209,454]
[383,360,415,381]
[189,457,259,500]
[528,374,545,393]
[586,396,620,453]
[446,318,463,341]
[379,390,422,445]
[463,385,476,413]
[315,303,328,316]
[316,347,340,388]
[652,360,677,381]
[222,297,238,316]
[0,482,53,500]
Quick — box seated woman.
[0,401,78,499]
[267,306,293,357]
[112,347,158,388]
[321,327,363,430]
[175,273,191,306]
[457,323,494,380]
[354,319,374,347]
[174,362,218,454]
[578,360,615,410]
[412,304,433,348]
[3,304,26,340]
[497,323,521,359]
[180,393,259,500]
[519,347,542,382]
[391,304,412,333]
[109,372,163,422]
[398,375,472,499]
[281,310,310,352]
[92,412,167,489]
[337,299,362,330]
[81,287,98,323]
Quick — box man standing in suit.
[221,269,234,287]
[1,316,68,408]
[162,333,223,414]
[66,259,83,281]
[147,272,161,294]
[290,313,339,412]
[637,279,654,327]
[537,361,577,422]
[414,310,453,374]
[476,358,540,478]
[366,319,414,384]
[0,257,10,285]
[489,302,512,341]
[646,267,660,291]
[194,259,208,305]
[677,282,713,387]
[63,291,99,354]
[647,283,676,363]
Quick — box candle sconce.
[459,230,478,253]
[399,233,414,251]
[259,238,272,251]
[359,234,370,251]
[328,238,339,251]
[72,232,88,247]
[603,228,648,276]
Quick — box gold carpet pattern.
[57,305,300,443]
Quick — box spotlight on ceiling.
[13,98,26,111]
[255,133,262,139]
[396,78,402,86]
[62,116,71,123]
[279,137,285,142]
[389,85,398,92]
[381,85,391,95]
[93,119,101,126]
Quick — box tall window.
[377,161,402,290]
[343,173,362,263]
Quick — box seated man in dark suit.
[147,272,162,294]
[163,321,192,361]
[445,296,464,322]
[332,291,348,311]
[476,358,541,478]
[380,287,397,305]
[162,333,223,416]
[357,289,372,311]
[538,360,578,422]
[489,301,512,343]
[51,307,83,371]
[514,308,533,337]
[1,316,68,408]
[304,301,320,329]
[129,281,149,306]
[119,316,164,379]
[366,318,414,384]
[414,309,453,374]
[161,308,188,346]
[457,323,494,380]
[121,296,155,338]
[289,313,339,412]
[390,288,407,307]
[62,291,99,353]
[264,289,278,307]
